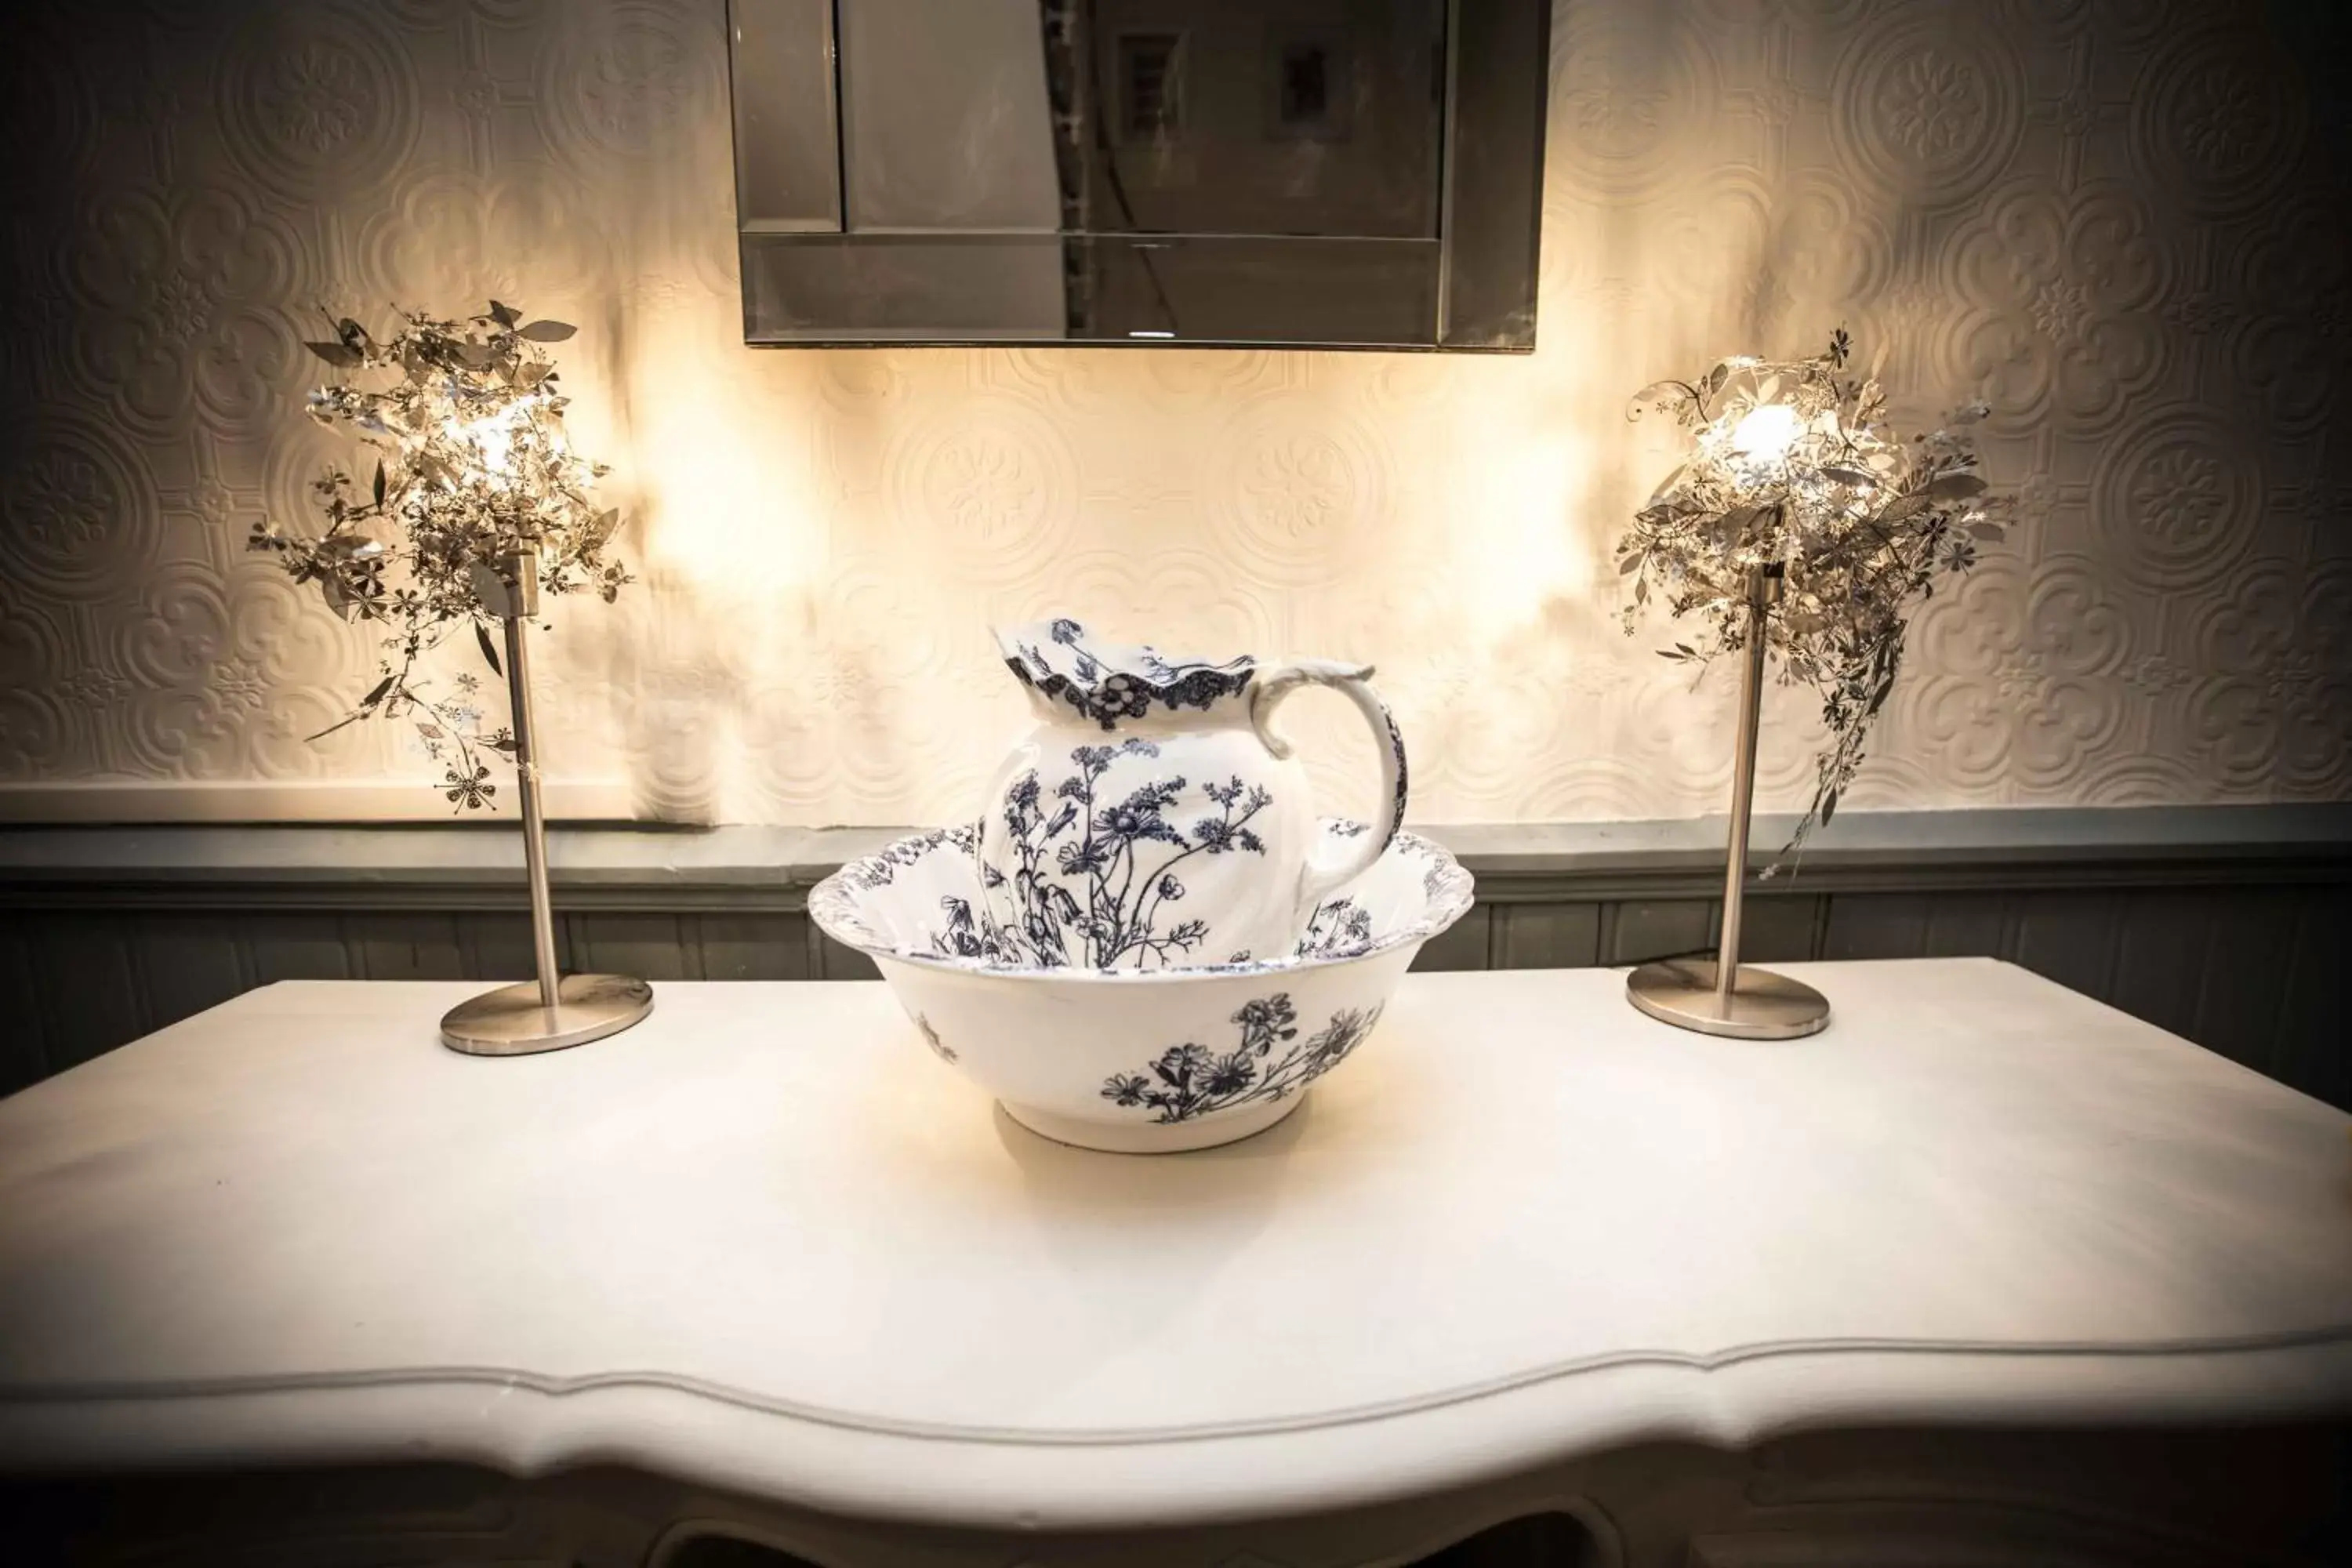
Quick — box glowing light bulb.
[442,401,540,482]
[1728,403,1803,463]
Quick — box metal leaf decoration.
[1615,331,2011,865]
[248,303,633,811]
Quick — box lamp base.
[440,973,653,1056]
[1626,956,1829,1040]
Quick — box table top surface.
[2,960,2348,1528]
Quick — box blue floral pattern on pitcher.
[975,619,1411,970]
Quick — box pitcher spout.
[995,618,1258,732]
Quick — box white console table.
[3,960,2349,1566]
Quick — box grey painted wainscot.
[2,804,2347,1109]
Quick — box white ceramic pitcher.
[975,618,1406,970]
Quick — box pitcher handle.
[1249,659,1409,914]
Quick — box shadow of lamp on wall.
[249,305,653,1055]
[1614,333,2010,1040]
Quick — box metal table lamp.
[1617,336,2006,1040]
[440,550,653,1055]
[1625,391,1831,1041]
[1625,547,1831,1040]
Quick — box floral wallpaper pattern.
[0,0,2345,826]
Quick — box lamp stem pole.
[1715,565,1772,1005]
[438,550,653,1055]
[1625,525,1826,1039]
[501,601,561,1012]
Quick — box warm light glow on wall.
[5,0,2340,827]
[633,387,822,601]
[1468,426,1592,627]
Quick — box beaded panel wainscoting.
[5,810,2346,1110]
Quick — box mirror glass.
[730,0,1549,350]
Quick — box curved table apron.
[2,961,2349,1532]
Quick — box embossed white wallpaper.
[1,0,2345,827]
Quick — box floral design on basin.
[1296,896,1375,958]
[842,824,977,894]
[1101,993,1385,1125]
[811,819,1470,978]
[807,824,1472,1153]
[912,1012,956,1064]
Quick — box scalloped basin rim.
[813,822,1475,985]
